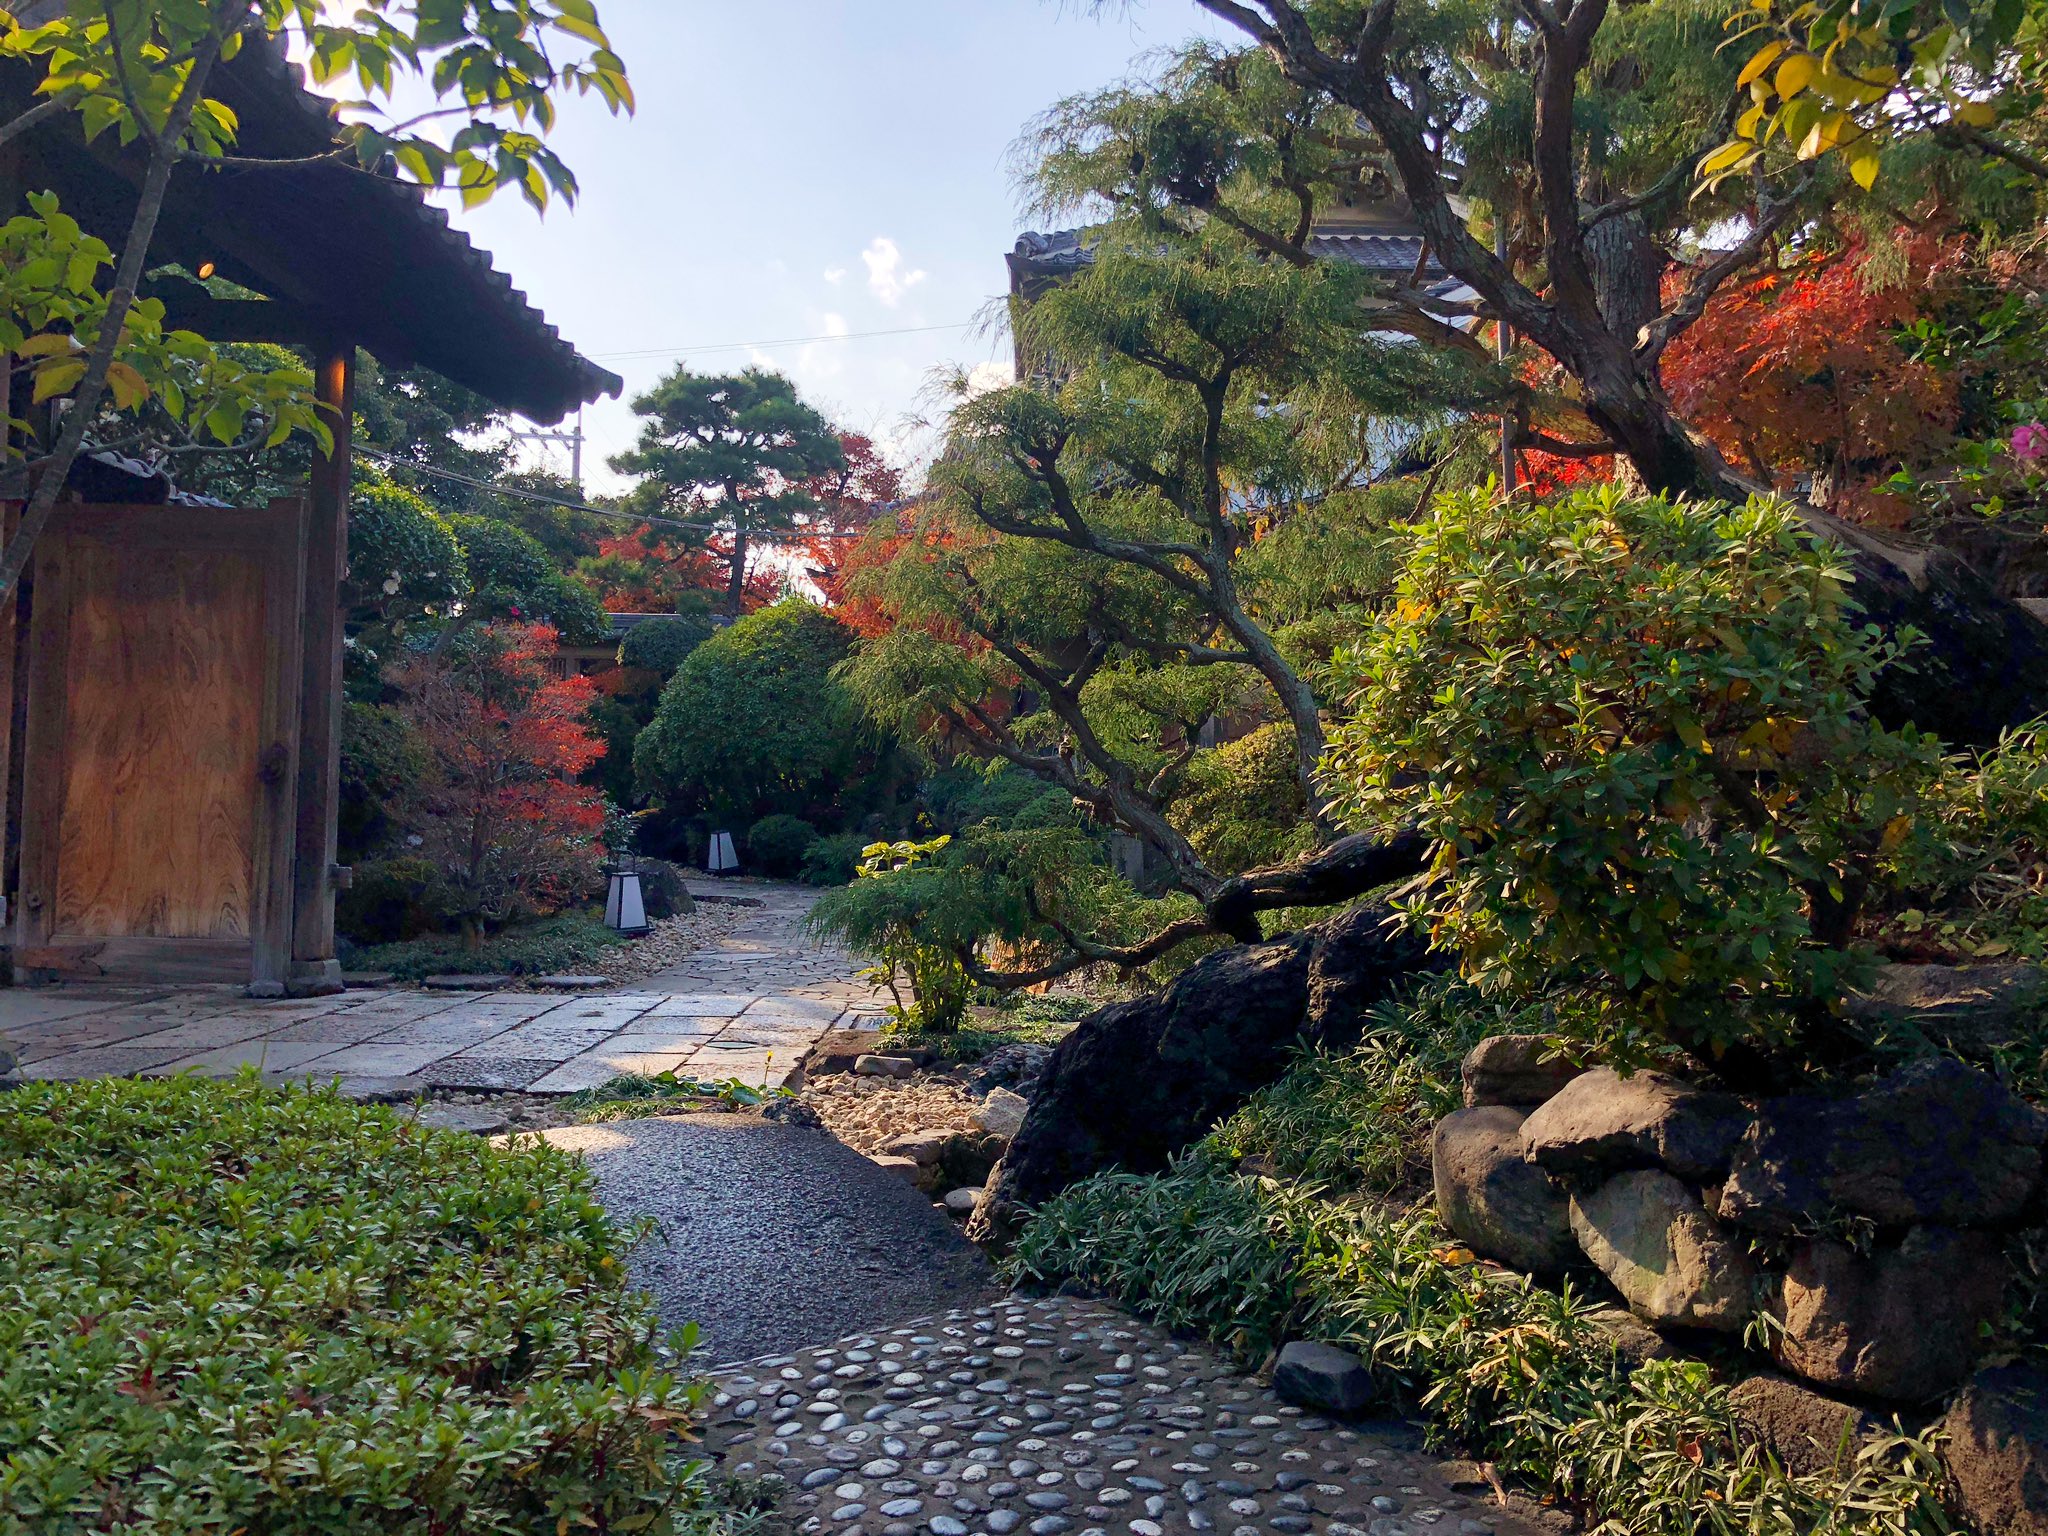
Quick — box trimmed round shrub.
[748,813,819,877]
[0,1074,700,1531]
[801,831,868,887]
[619,615,715,676]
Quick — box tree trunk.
[725,521,749,619]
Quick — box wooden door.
[15,501,307,985]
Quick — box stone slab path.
[702,1297,1551,1536]
[539,1113,997,1362]
[0,882,882,1095]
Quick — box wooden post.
[288,341,353,995]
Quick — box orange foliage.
[799,433,905,608]
[387,624,608,933]
[1662,237,1959,523]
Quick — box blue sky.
[445,1,1233,493]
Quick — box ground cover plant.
[0,1074,704,1533]
[560,1072,791,1123]
[349,910,628,981]
[1009,979,1958,1536]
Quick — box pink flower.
[2014,422,2048,464]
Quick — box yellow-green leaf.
[31,357,85,401]
[1775,52,1819,99]
[1737,38,1788,86]
[1849,150,1880,189]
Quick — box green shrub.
[337,702,427,864]
[345,481,466,623]
[635,601,863,825]
[810,837,974,1034]
[747,814,818,878]
[353,911,628,981]
[334,855,445,947]
[620,616,715,676]
[800,831,867,887]
[0,1074,702,1532]
[449,515,610,644]
[1322,486,1944,1067]
[1169,724,1315,875]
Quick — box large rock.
[1301,898,1450,1043]
[1432,1106,1578,1275]
[1728,1375,1883,1479]
[1461,1035,1589,1108]
[1568,1169,1758,1332]
[1272,1341,1376,1415]
[1772,1226,2006,1401]
[971,897,1434,1242]
[1521,1068,1750,1183]
[1847,962,2046,1059]
[1718,1057,2048,1233]
[1945,1365,2048,1536]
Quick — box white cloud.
[861,237,928,307]
[823,267,847,286]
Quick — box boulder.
[854,1054,917,1080]
[970,896,1437,1244]
[1772,1226,2006,1401]
[1727,1375,1883,1479]
[1568,1169,1757,1332]
[1521,1068,1750,1183]
[760,1097,825,1130]
[1583,1305,1680,1370]
[870,1155,924,1186]
[1847,962,2047,1060]
[1719,1057,2048,1233]
[1272,1341,1376,1415]
[635,858,696,921]
[935,1131,1005,1192]
[1432,1106,1578,1275]
[973,1088,1030,1142]
[973,1042,1055,1096]
[877,1130,949,1166]
[1461,1035,1589,1109]
[1301,898,1451,1044]
[1944,1365,2048,1536]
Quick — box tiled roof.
[1010,225,1443,281]
[5,8,620,422]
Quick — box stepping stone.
[536,974,612,991]
[413,1103,512,1135]
[342,971,397,989]
[421,974,515,992]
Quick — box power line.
[358,446,876,541]
[588,320,977,363]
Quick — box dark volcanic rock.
[1272,1341,1376,1415]
[970,897,1433,1241]
[1772,1225,2006,1402]
[1302,898,1449,1042]
[1462,1035,1589,1108]
[1728,1375,1883,1479]
[1719,1057,2048,1233]
[1945,1365,2048,1536]
[1520,1068,1750,1183]
[1432,1105,1578,1275]
[1847,962,2047,1060]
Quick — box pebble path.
[701,1297,1553,1536]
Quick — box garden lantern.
[604,869,649,934]
[708,830,740,875]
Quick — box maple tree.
[1662,239,1959,525]
[386,624,607,946]
[799,433,905,609]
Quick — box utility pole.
[509,408,586,494]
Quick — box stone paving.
[702,1297,1552,1536]
[0,881,882,1094]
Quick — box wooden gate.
[14,502,307,985]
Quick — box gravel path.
[701,1296,1556,1536]
[536,1113,996,1362]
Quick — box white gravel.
[590,905,746,984]
[799,1071,983,1155]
